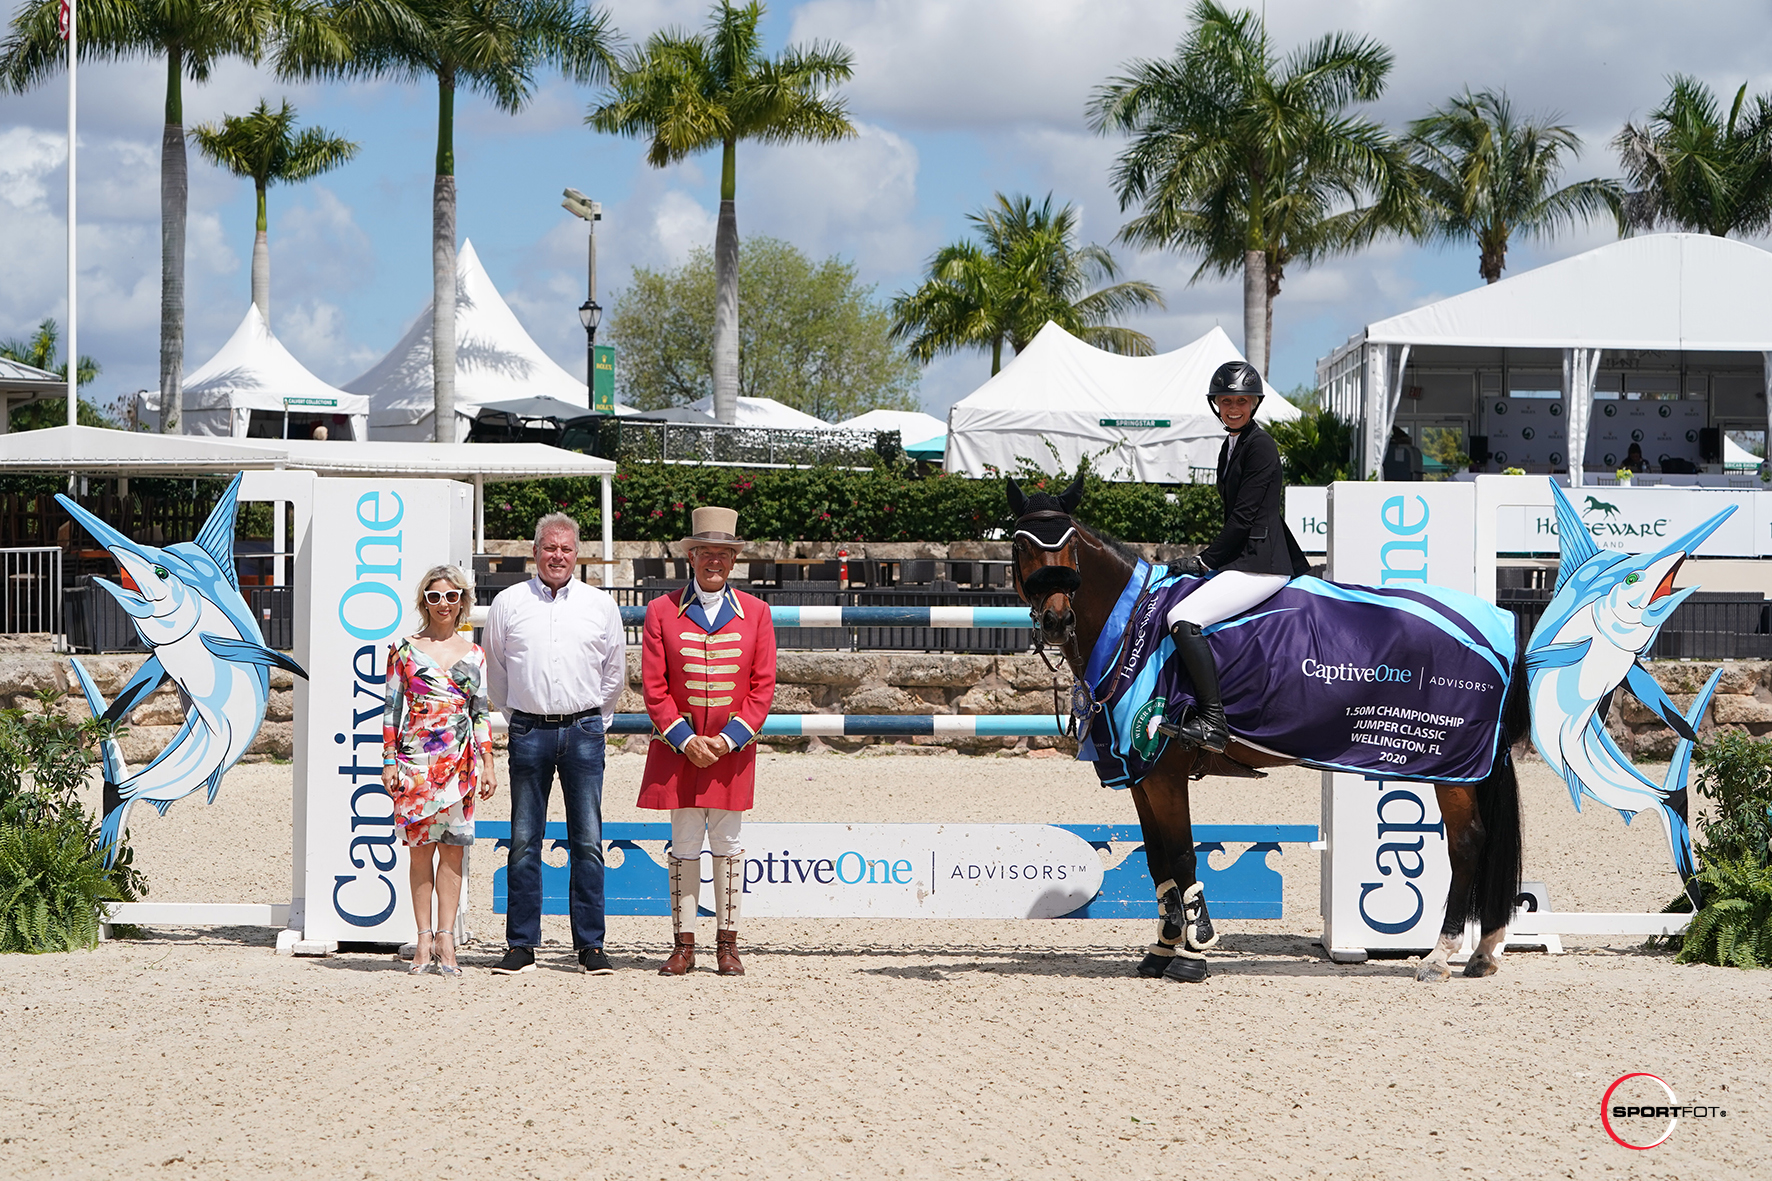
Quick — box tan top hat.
[678,505,746,555]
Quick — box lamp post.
[562,188,602,409]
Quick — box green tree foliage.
[1615,76,1772,238]
[2,0,282,433]
[588,0,853,424]
[1694,732,1772,869]
[1268,405,1355,485]
[890,192,1162,376]
[1408,88,1621,284]
[608,237,920,419]
[1088,0,1412,374]
[281,0,617,439]
[485,465,1221,545]
[0,694,147,953]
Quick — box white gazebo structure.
[349,240,595,442]
[686,395,835,429]
[171,305,370,440]
[0,427,616,560]
[944,322,1295,483]
[0,356,69,433]
[1317,233,1772,484]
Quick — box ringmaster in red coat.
[638,506,776,977]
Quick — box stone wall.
[5,647,1767,763]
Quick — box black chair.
[746,560,777,586]
[808,560,840,582]
[632,557,666,581]
[902,559,936,585]
[497,556,526,573]
[945,560,975,586]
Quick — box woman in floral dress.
[382,564,497,976]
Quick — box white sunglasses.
[424,589,464,605]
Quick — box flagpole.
[66,0,77,429]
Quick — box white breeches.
[1166,570,1290,630]
[669,807,744,860]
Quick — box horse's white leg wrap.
[1149,879,1185,959]
[1181,881,1219,951]
[1415,930,1460,982]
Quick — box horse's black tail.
[1473,641,1530,933]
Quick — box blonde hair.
[414,564,474,628]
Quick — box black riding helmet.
[1205,360,1264,422]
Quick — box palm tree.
[588,0,853,424]
[1087,0,1412,375]
[191,99,359,322]
[1407,89,1621,284]
[890,192,1163,376]
[3,0,281,435]
[1614,76,1772,238]
[280,0,617,441]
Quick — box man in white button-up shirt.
[484,512,626,975]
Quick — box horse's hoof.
[1461,955,1499,978]
[1163,955,1209,983]
[1414,960,1451,983]
[1136,952,1171,978]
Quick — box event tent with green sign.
[943,322,1295,483]
[134,304,369,440]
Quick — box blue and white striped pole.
[470,605,1034,629]
[603,713,1063,736]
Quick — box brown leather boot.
[659,932,695,975]
[715,929,744,976]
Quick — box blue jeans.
[505,713,606,951]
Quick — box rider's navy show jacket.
[1199,422,1310,578]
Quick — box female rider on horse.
[1157,360,1311,753]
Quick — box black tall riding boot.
[1155,622,1228,753]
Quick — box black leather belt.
[511,708,599,725]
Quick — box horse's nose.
[1040,605,1075,639]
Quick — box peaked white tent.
[348,240,594,441]
[686,395,835,429]
[837,408,948,446]
[172,305,369,440]
[945,322,1296,483]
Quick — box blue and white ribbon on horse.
[1077,563,1520,789]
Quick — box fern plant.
[1676,858,1772,969]
[0,818,121,952]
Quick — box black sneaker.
[490,946,535,975]
[577,947,615,975]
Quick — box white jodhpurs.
[669,807,744,859]
[1166,570,1290,630]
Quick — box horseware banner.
[1079,563,1517,788]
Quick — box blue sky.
[4,0,1772,423]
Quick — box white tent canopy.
[837,408,947,446]
[0,357,70,433]
[945,322,1296,483]
[686,395,835,429]
[174,305,369,440]
[349,240,594,442]
[1346,234,1772,484]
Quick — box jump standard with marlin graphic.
[57,474,308,862]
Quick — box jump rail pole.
[467,605,1038,630]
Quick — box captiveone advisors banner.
[300,478,472,945]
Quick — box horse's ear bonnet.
[1006,477,1027,518]
[1057,472,1085,513]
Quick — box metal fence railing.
[1498,587,1771,660]
[0,546,60,635]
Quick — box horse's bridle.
[1011,508,1084,654]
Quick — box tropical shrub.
[0,694,147,953]
[1662,732,1772,967]
[1269,406,1356,485]
[485,463,1223,546]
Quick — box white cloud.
[742,121,922,272]
[648,188,718,265]
[277,300,381,383]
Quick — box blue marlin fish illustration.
[56,474,307,862]
[1525,480,1733,896]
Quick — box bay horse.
[1007,474,1525,983]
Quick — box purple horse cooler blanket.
[1080,565,1517,788]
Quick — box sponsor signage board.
[696,824,1105,918]
[1492,485,1764,557]
[592,344,615,414]
[300,477,473,944]
[1099,418,1170,429]
[1585,398,1705,471]
[1285,485,1328,555]
[1322,481,1479,955]
[283,397,338,408]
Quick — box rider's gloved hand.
[1175,554,1211,577]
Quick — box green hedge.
[485,464,1222,545]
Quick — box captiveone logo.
[1601,1073,1727,1150]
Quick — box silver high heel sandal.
[408,929,437,975]
[434,930,463,978]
